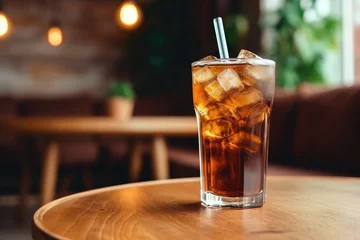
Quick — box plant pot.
[107,97,134,120]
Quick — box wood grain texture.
[33,176,360,240]
[0,117,197,136]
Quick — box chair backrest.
[0,97,18,148]
[0,97,17,117]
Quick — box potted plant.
[107,81,136,120]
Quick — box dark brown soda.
[199,103,270,197]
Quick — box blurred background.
[0,0,354,98]
[0,0,360,238]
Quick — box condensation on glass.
[192,56,275,208]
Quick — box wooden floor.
[0,196,37,240]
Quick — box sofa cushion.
[268,93,299,164]
[292,86,360,175]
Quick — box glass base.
[201,189,264,208]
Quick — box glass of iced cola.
[192,50,275,208]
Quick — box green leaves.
[281,0,303,28]
[225,14,248,49]
[317,16,340,49]
[109,81,136,100]
[294,26,316,63]
[278,67,300,88]
[262,0,340,88]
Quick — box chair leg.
[82,167,93,190]
[40,140,60,206]
[151,136,169,180]
[59,167,92,196]
[58,170,73,198]
[16,156,31,224]
[129,139,143,182]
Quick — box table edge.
[33,176,360,240]
[33,178,200,240]
[0,116,198,136]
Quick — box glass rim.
[191,58,276,67]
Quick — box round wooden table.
[0,116,197,206]
[33,176,360,240]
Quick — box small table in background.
[32,176,360,240]
[0,116,198,206]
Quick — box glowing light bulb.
[0,12,9,38]
[116,1,142,29]
[120,2,138,25]
[47,26,62,47]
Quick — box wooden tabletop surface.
[33,176,360,240]
[0,116,197,136]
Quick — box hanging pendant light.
[0,1,10,39]
[47,19,63,47]
[47,0,63,47]
[116,0,142,30]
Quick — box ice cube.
[201,55,217,61]
[246,102,270,126]
[204,103,236,121]
[233,101,269,127]
[193,84,213,115]
[229,131,261,153]
[217,69,244,92]
[226,87,263,109]
[192,66,215,84]
[236,105,253,124]
[203,118,236,138]
[204,69,245,101]
[202,103,238,138]
[205,80,226,101]
[246,65,274,82]
[237,49,261,59]
[207,65,224,76]
[240,73,257,87]
[245,66,275,101]
[233,66,257,86]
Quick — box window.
[261,0,355,86]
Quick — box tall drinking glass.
[192,56,275,208]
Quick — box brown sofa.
[291,87,360,175]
